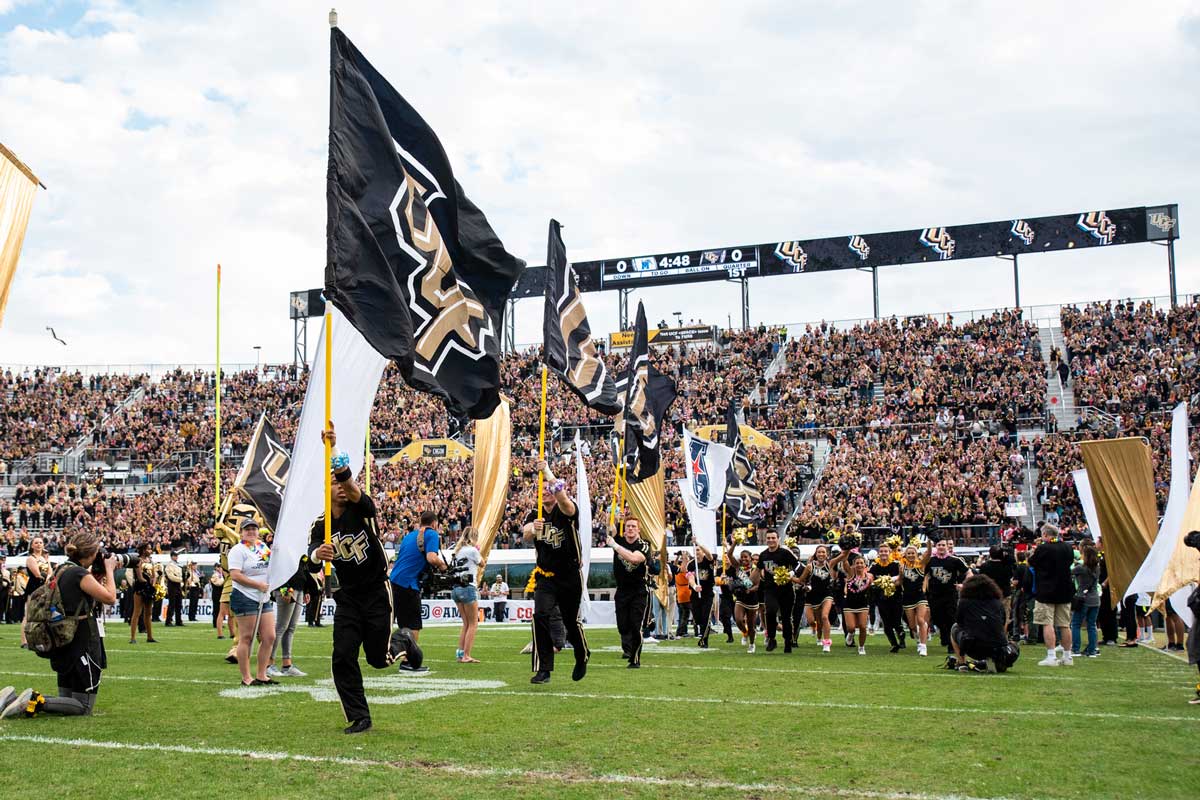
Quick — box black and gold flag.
[620,302,676,484]
[325,27,525,419]
[543,219,619,415]
[214,415,292,568]
[723,401,763,522]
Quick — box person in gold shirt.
[164,550,185,627]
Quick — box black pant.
[532,579,588,673]
[719,590,734,636]
[0,589,8,622]
[695,588,714,642]
[930,595,957,651]
[331,582,394,724]
[1098,587,1118,642]
[167,585,183,626]
[187,589,200,621]
[306,591,323,625]
[675,598,693,637]
[1120,596,1139,641]
[493,600,507,623]
[763,588,795,646]
[877,597,905,647]
[615,587,648,665]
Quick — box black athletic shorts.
[391,584,423,630]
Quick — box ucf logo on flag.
[681,427,733,511]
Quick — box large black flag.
[620,302,677,483]
[325,27,525,419]
[723,401,763,522]
[215,415,291,544]
[543,219,619,415]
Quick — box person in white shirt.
[451,527,483,663]
[490,576,510,623]
[227,518,277,687]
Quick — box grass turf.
[0,621,1196,800]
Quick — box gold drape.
[1080,438,1158,607]
[472,397,511,582]
[1154,469,1200,608]
[628,470,672,605]
[0,144,39,326]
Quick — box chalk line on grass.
[0,733,1023,800]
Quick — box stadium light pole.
[1168,239,1177,308]
[253,345,261,372]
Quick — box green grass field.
[0,621,1196,800]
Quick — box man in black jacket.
[1028,524,1075,667]
[609,518,649,668]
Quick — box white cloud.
[0,0,1197,367]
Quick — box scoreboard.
[585,245,759,290]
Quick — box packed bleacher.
[6,298,1200,556]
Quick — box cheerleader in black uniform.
[799,545,847,653]
[842,553,874,655]
[869,542,905,653]
[899,539,933,657]
[724,537,762,654]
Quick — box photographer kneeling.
[2,533,117,718]
[950,574,1019,674]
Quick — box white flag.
[681,427,734,511]
[575,432,592,619]
[678,478,718,554]
[267,308,388,590]
[1128,403,1192,607]
[1072,469,1102,543]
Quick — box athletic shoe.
[626,661,640,669]
[456,649,464,660]
[845,632,854,647]
[530,671,551,685]
[282,665,307,677]
[983,659,998,674]
[956,664,970,672]
[265,665,284,678]
[698,639,709,649]
[765,639,777,652]
[857,646,866,656]
[398,663,429,674]
[1085,652,1099,659]
[943,657,958,670]
[2,689,33,719]
[1189,697,1200,705]
[917,644,927,657]
[1037,655,1059,667]
[1060,653,1074,666]
[725,634,734,643]
[783,643,792,654]
[250,678,278,686]
[821,642,831,653]
[1070,651,1082,657]
[889,644,901,654]
[571,660,587,682]
[747,643,756,654]
[344,718,371,735]
[741,635,748,646]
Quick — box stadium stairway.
[1038,318,1077,431]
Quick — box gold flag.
[1080,437,1158,607]
[627,469,672,605]
[0,143,40,326]
[1154,469,1200,609]
[472,397,512,582]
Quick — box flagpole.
[537,365,548,521]
[364,422,371,495]
[323,311,333,577]
[214,263,222,517]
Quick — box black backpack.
[25,564,90,658]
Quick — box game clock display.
[595,245,759,289]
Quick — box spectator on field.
[1029,524,1075,667]
[1070,542,1102,658]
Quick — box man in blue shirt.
[389,510,447,648]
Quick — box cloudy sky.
[1,0,1197,369]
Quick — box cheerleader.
[20,537,50,649]
[724,537,762,653]
[869,542,905,652]
[900,539,933,656]
[798,545,847,653]
[842,553,874,655]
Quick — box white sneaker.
[1060,653,1074,666]
[917,643,927,657]
[857,646,866,656]
[741,635,748,646]
[1037,655,1059,667]
[282,665,307,677]
[822,642,831,653]
[265,665,283,678]
[748,643,756,654]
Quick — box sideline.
[0,732,1025,800]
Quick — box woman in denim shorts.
[451,527,482,663]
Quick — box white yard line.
[1139,643,1192,664]
[0,733,1021,800]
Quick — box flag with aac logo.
[681,427,734,511]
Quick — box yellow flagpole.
[323,311,333,576]
[214,263,222,517]
[364,422,371,495]
[607,437,622,531]
[537,365,548,520]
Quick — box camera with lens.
[1184,530,1200,551]
[91,547,134,577]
